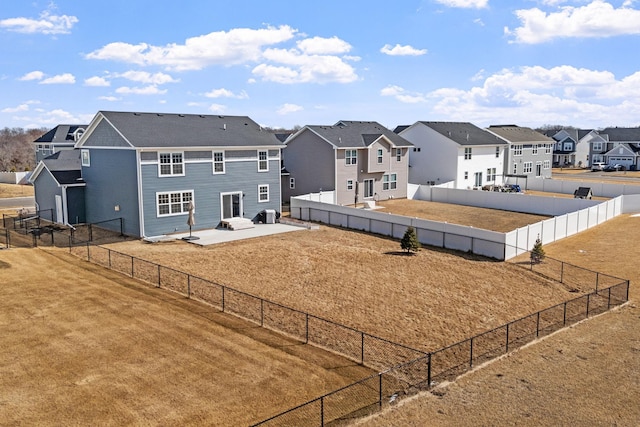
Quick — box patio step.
[220,217,255,231]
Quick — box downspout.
[136,150,145,237]
[61,185,69,225]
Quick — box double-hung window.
[486,168,496,182]
[159,152,184,176]
[523,162,533,174]
[157,190,193,216]
[543,160,551,169]
[495,146,500,158]
[289,178,295,189]
[396,148,402,161]
[213,151,224,173]
[377,149,383,164]
[532,144,538,155]
[345,149,357,165]
[346,180,353,190]
[258,150,268,172]
[513,145,523,156]
[81,149,90,167]
[464,147,472,160]
[545,144,552,154]
[383,173,397,190]
[593,142,602,151]
[258,184,269,202]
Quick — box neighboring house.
[32,111,284,238]
[282,121,413,206]
[29,149,86,224]
[582,130,609,166]
[33,124,87,163]
[486,125,554,180]
[398,121,508,189]
[596,127,640,170]
[543,128,591,168]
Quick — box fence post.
[222,286,225,312]
[305,313,309,344]
[120,218,124,236]
[608,287,611,310]
[361,332,365,365]
[586,294,590,317]
[157,265,161,287]
[89,224,93,242]
[560,262,564,283]
[86,242,90,261]
[108,250,111,268]
[505,323,510,352]
[131,256,134,277]
[320,396,324,427]
[469,337,474,368]
[260,300,264,327]
[427,353,432,388]
[596,272,599,292]
[563,302,567,326]
[187,275,191,298]
[379,374,383,408]
[626,280,630,302]
[536,312,540,337]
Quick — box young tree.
[530,235,545,264]
[401,226,421,254]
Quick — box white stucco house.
[397,121,508,189]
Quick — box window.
[396,148,402,161]
[543,160,550,169]
[258,184,269,202]
[512,163,518,174]
[593,142,602,151]
[464,171,468,180]
[413,147,421,152]
[213,151,224,173]
[347,179,353,190]
[532,144,538,155]
[486,168,496,182]
[289,177,295,189]
[345,149,357,165]
[157,191,193,216]
[563,142,573,151]
[382,174,397,190]
[523,161,533,174]
[258,150,268,172]
[159,152,184,176]
[545,144,552,154]
[81,149,90,167]
[495,146,500,158]
[377,148,383,164]
[464,147,472,160]
[513,144,523,156]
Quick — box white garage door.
[608,157,634,166]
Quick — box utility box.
[265,209,276,224]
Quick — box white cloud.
[0,10,78,35]
[116,71,179,85]
[277,103,303,115]
[85,76,110,87]
[380,44,427,56]
[296,36,352,54]
[506,1,640,44]
[253,47,358,84]
[208,104,227,113]
[204,88,249,99]
[40,73,75,84]
[98,96,120,101]
[115,85,167,95]
[19,71,45,81]
[425,65,640,127]
[1,104,30,113]
[380,85,427,103]
[12,109,92,127]
[86,25,297,71]
[434,0,488,8]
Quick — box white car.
[591,162,606,171]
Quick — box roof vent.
[223,123,226,130]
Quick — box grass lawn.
[0,183,33,198]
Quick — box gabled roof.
[30,149,83,186]
[487,125,553,143]
[298,121,412,149]
[598,127,640,142]
[393,125,410,134]
[34,124,88,143]
[604,143,640,156]
[81,111,284,149]
[416,121,507,146]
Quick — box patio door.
[536,162,542,177]
[221,192,242,219]
[363,179,374,198]
[474,172,482,187]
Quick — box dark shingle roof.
[598,127,640,142]
[487,125,553,143]
[304,121,412,148]
[34,124,88,143]
[393,125,410,134]
[97,111,283,148]
[41,150,83,185]
[418,121,507,146]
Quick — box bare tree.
[0,127,46,171]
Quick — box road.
[0,197,35,209]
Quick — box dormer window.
[73,128,85,142]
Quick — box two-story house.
[397,121,508,189]
[597,127,640,170]
[31,111,284,237]
[486,125,554,180]
[543,128,591,168]
[282,121,413,206]
[33,124,87,163]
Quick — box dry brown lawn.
[0,183,33,198]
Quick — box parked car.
[604,164,625,172]
[591,162,606,171]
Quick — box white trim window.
[159,152,184,176]
[345,149,357,165]
[347,179,353,190]
[464,171,468,180]
[258,184,269,202]
[289,177,295,189]
[543,160,551,169]
[532,144,538,155]
[382,173,397,190]
[545,144,552,154]
[396,148,402,161]
[157,190,193,217]
[258,150,268,172]
[512,163,518,174]
[495,146,500,158]
[81,149,90,167]
[213,151,225,174]
[523,161,533,174]
[593,142,602,151]
[513,145,523,156]
[486,168,496,182]
[464,147,472,160]
[563,142,573,151]
[377,148,383,164]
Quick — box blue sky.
[1,0,640,131]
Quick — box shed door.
[55,195,63,224]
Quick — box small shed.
[574,187,593,199]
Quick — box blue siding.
[141,158,281,236]
[82,149,140,236]
[33,169,62,222]
[83,120,130,147]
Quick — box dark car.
[604,164,625,172]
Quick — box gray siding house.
[596,127,640,170]
[282,121,413,206]
[486,125,554,180]
[34,111,284,238]
[33,124,87,163]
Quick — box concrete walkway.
[168,223,309,246]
